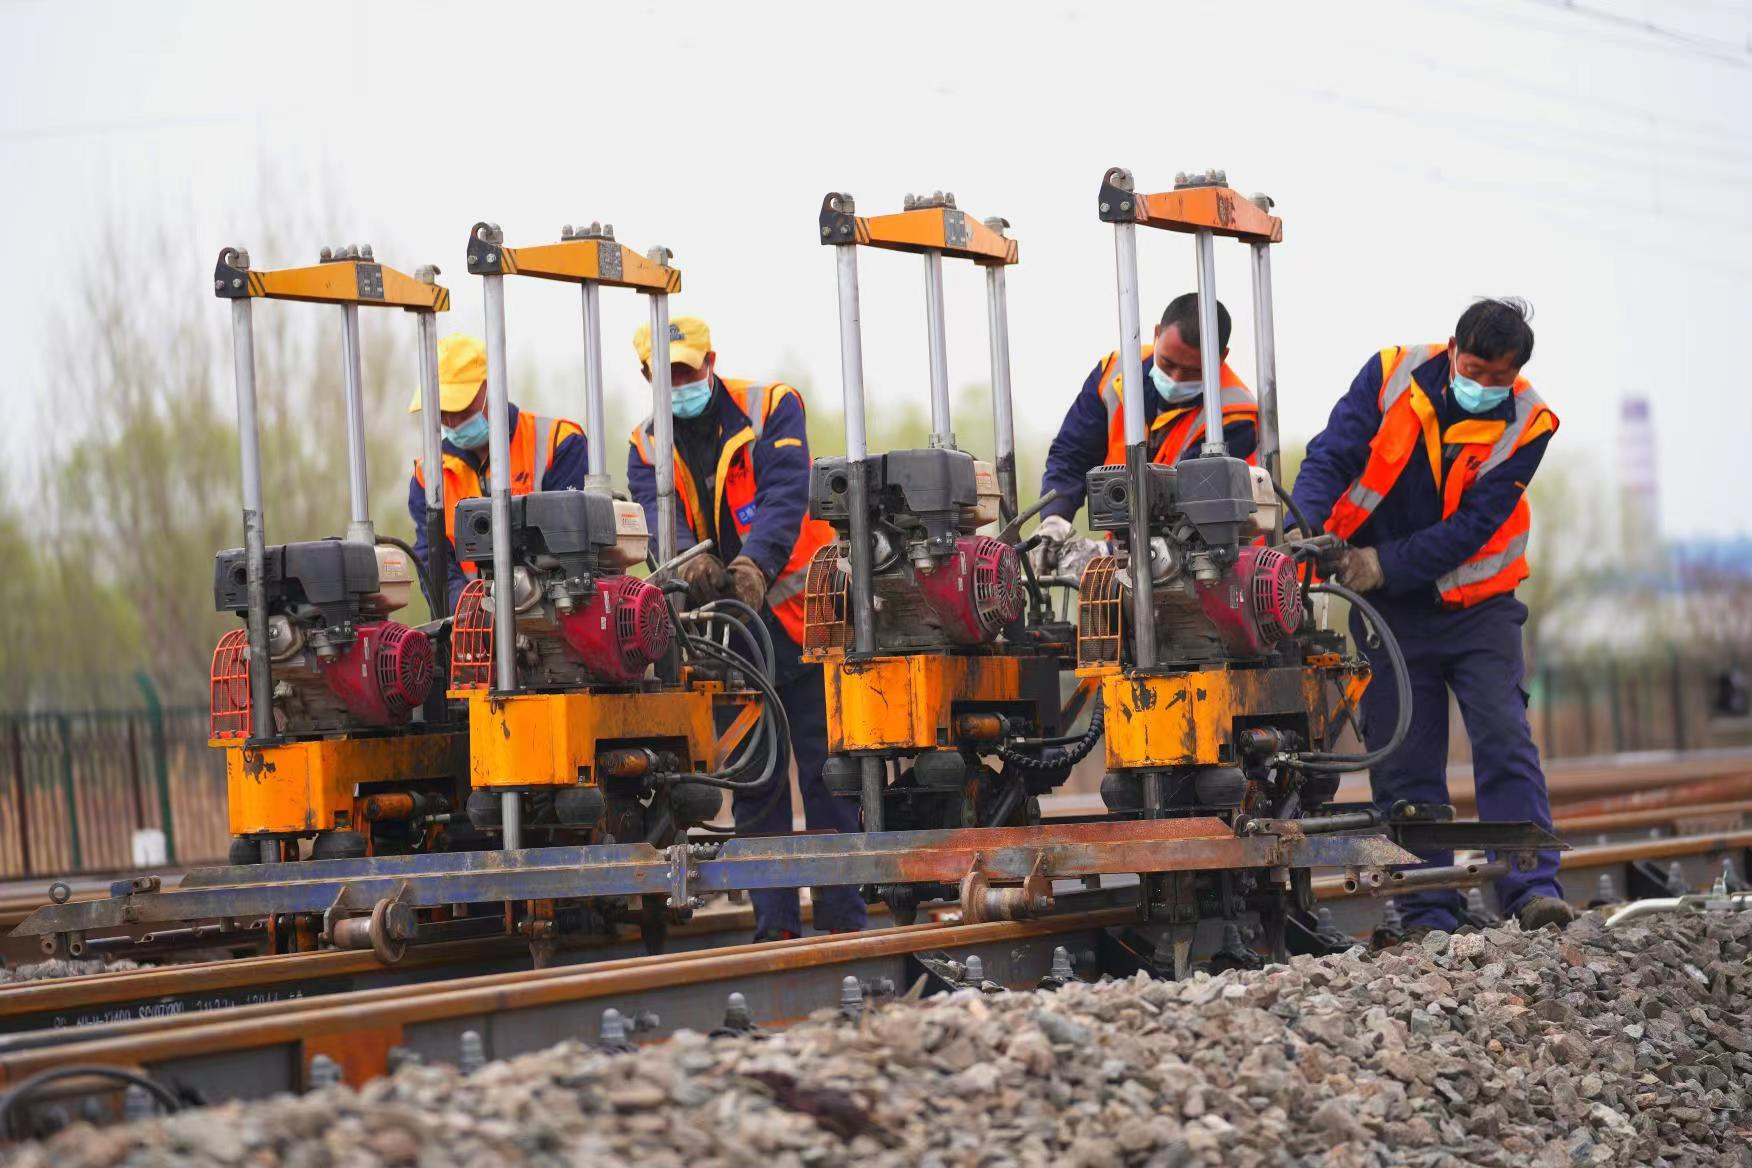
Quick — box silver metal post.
[414,285,452,690]
[1113,217,1156,671]
[229,289,274,739]
[984,260,1018,524]
[834,231,885,832]
[338,303,374,544]
[647,289,676,565]
[481,271,516,696]
[415,311,444,518]
[580,281,610,494]
[1249,236,1283,538]
[922,250,955,449]
[1194,229,1227,458]
[501,791,521,852]
[835,243,877,658]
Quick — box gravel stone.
[8,912,1752,1167]
[0,958,140,984]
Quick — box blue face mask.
[1149,363,1203,405]
[672,372,713,419]
[1450,369,1512,414]
[443,411,490,450]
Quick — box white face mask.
[1150,363,1202,404]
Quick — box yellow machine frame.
[220,733,468,838]
[1091,665,1368,771]
[816,652,1038,754]
[457,686,749,789]
[211,245,468,854]
[811,192,1030,767]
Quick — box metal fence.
[0,705,229,880]
[1530,656,1751,761]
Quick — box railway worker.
[627,315,868,942]
[1031,293,1258,579]
[408,333,588,614]
[1291,297,1574,934]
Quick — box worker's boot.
[1516,895,1576,931]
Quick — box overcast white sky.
[2,0,1748,539]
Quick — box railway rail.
[0,823,1745,1136]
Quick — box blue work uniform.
[1293,347,1559,929]
[1040,354,1258,522]
[627,376,867,937]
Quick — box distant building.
[1618,396,1661,553]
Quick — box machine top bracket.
[463,221,681,293]
[213,246,450,312]
[1097,166,1283,244]
[819,191,1018,266]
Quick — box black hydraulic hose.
[1,1065,182,1137]
[690,599,776,682]
[1287,580,1412,774]
[998,694,1104,773]
[680,613,770,680]
[659,636,791,794]
[1273,480,1314,542]
[376,535,439,620]
[1272,483,1318,592]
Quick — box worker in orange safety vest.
[1292,297,1571,935]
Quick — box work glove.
[1058,537,1106,586]
[1335,546,1384,593]
[676,553,728,609]
[726,555,770,612]
[1030,514,1076,577]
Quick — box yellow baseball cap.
[633,315,711,370]
[408,333,489,413]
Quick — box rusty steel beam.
[11,820,1416,940]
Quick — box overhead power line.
[1520,0,1752,67]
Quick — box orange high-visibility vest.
[1323,343,1559,608]
[413,411,578,576]
[1095,346,1259,466]
[631,379,834,646]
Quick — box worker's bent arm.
[740,389,812,582]
[407,470,468,616]
[542,425,588,491]
[1375,433,1552,595]
[1290,355,1386,534]
[1039,359,1114,523]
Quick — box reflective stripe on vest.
[1095,347,1258,467]
[1323,344,1557,608]
[630,379,835,644]
[414,412,569,575]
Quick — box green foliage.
[10,214,424,708]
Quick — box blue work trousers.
[1353,594,1562,930]
[732,646,868,936]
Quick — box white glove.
[1058,537,1106,585]
[1030,514,1075,577]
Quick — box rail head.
[212,246,450,312]
[464,221,681,292]
[819,191,1018,266]
[1097,167,1283,244]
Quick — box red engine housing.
[320,620,435,727]
[913,535,1026,646]
[1193,545,1304,658]
[555,575,674,684]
